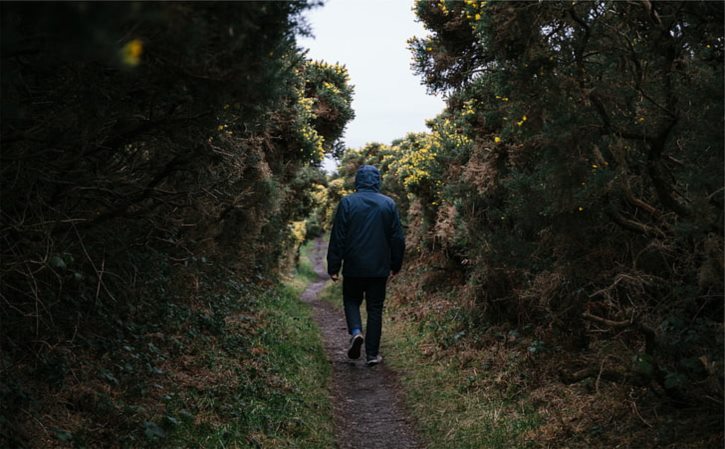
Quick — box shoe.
[347,333,364,360]
[366,355,383,367]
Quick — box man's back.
[327,165,405,278]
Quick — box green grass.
[286,241,319,292]
[383,315,539,449]
[248,284,334,448]
[298,242,317,279]
[160,252,334,449]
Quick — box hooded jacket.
[327,165,405,278]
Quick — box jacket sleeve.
[389,203,405,273]
[326,199,347,276]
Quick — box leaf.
[163,415,180,427]
[54,429,73,442]
[179,409,195,422]
[632,353,654,377]
[143,421,165,440]
[99,368,119,386]
[664,371,687,390]
[528,340,545,354]
[49,255,66,270]
[453,330,466,342]
[63,252,75,264]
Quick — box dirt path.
[300,238,423,449]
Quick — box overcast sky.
[298,0,445,170]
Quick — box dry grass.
[6,276,334,449]
[383,258,724,449]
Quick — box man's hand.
[330,273,340,282]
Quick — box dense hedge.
[332,0,723,411]
[0,3,353,446]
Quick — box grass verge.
[9,258,334,449]
[159,280,334,449]
[383,311,539,449]
[160,242,335,448]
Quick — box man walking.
[327,165,405,366]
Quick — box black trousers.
[342,277,388,358]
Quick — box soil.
[300,238,423,449]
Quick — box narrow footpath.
[300,238,423,449]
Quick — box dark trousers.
[342,277,388,358]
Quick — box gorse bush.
[331,0,723,421]
[0,2,352,447]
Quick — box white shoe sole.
[366,356,383,366]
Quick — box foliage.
[327,0,723,446]
[0,2,351,447]
[413,0,722,394]
[302,61,356,159]
[1,270,332,449]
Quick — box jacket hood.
[354,165,381,192]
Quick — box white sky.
[298,0,445,171]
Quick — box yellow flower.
[120,39,143,67]
[494,136,502,143]
[474,13,481,20]
[522,115,527,121]
[591,164,598,168]
[578,207,584,212]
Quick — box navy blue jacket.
[327,165,405,278]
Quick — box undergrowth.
[165,282,333,449]
[384,260,722,449]
[2,261,333,449]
